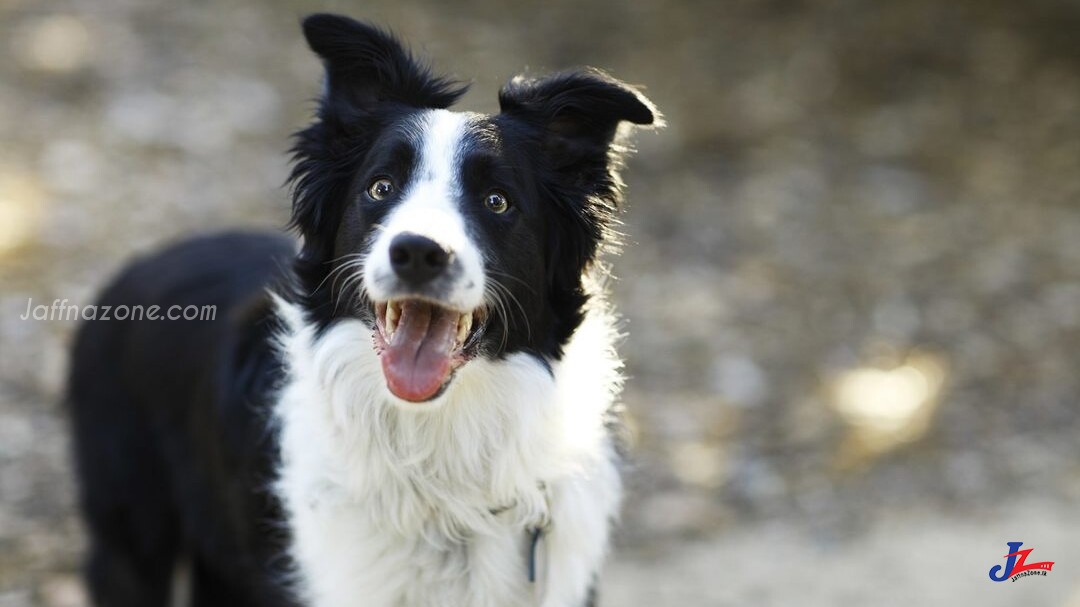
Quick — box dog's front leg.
[537,445,622,607]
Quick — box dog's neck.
[271,295,621,606]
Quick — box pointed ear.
[498,68,660,168]
[301,13,467,114]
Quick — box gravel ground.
[3,0,1080,605]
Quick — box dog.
[67,13,658,607]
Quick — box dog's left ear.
[499,69,660,350]
[498,68,660,169]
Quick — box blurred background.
[3,0,1080,605]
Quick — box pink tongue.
[381,301,459,402]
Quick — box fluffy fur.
[67,13,657,607]
[273,296,624,606]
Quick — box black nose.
[389,234,452,284]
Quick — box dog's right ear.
[301,14,467,118]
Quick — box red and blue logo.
[988,542,1054,582]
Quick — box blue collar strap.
[528,526,545,583]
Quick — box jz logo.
[988,542,1054,582]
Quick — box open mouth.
[373,299,485,403]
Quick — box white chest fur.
[272,299,623,607]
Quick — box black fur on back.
[67,232,297,606]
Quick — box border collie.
[67,13,658,607]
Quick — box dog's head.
[289,14,658,404]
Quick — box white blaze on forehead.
[397,109,472,253]
[418,109,470,187]
[363,109,486,310]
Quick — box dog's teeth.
[456,313,472,345]
[385,300,399,338]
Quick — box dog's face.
[290,14,657,403]
[342,109,547,403]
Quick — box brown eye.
[484,191,510,214]
[368,178,395,201]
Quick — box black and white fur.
[67,14,658,607]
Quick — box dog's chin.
[382,374,453,409]
[371,297,486,405]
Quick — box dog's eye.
[484,191,510,214]
[367,178,395,201]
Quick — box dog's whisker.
[334,265,368,315]
[312,254,366,297]
[486,269,537,295]
[486,277,532,345]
